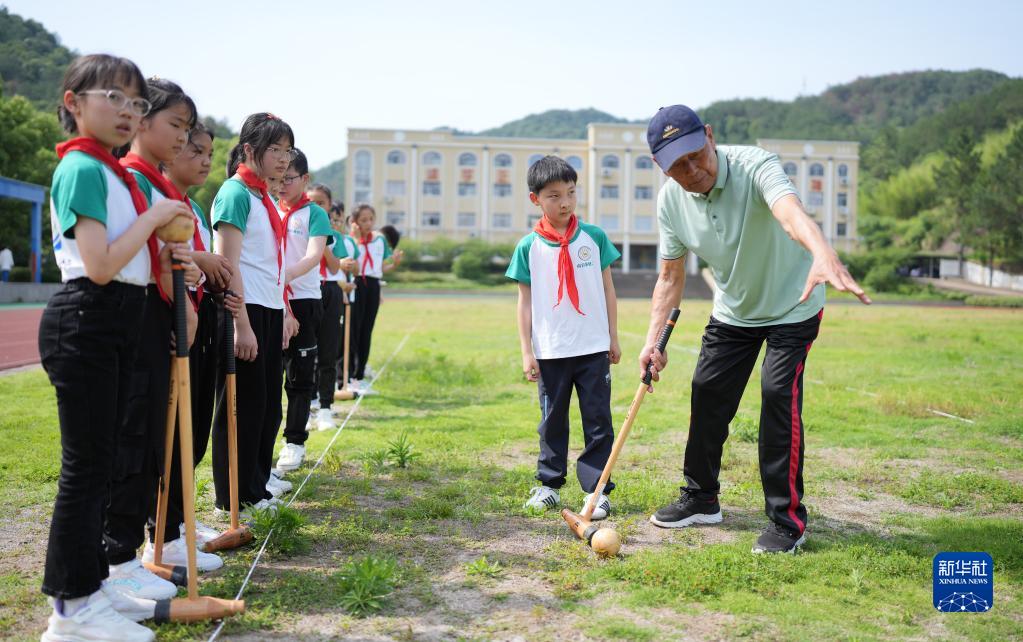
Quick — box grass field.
[1,297,1021,641]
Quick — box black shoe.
[752,522,806,554]
[649,489,722,528]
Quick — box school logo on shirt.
[577,246,592,262]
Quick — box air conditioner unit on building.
[601,168,613,178]
[840,177,848,187]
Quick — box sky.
[7,0,1022,168]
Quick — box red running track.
[0,307,44,370]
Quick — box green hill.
[310,157,345,205]
[0,7,76,109]
[479,108,631,139]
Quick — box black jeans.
[38,279,146,599]
[352,276,380,380]
[104,285,172,565]
[283,298,322,446]
[315,281,343,408]
[683,311,823,534]
[535,351,615,493]
[211,304,283,509]
[161,294,221,543]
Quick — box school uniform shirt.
[323,231,359,283]
[50,150,150,285]
[505,222,620,360]
[356,235,391,279]
[212,178,284,310]
[283,203,333,300]
[191,198,213,253]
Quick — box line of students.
[38,53,400,641]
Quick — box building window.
[809,163,824,177]
[423,151,442,165]
[837,192,848,207]
[422,181,441,196]
[493,183,512,198]
[385,180,405,196]
[493,153,512,168]
[837,164,848,177]
[386,150,406,165]
[354,150,372,188]
[492,213,511,229]
[601,154,619,169]
[458,182,477,197]
[353,190,371,204]
[634,185,653,200]
[458,152,477,166]
[600,214,619,230]
[634,215,653,232]
[527,213,542,229]
[421,212,440,228]
[807,191,824,207]
[600,185,619,199]
[528,153,544,166]
[566,155,583,170]
[457,212,476,227]
[385,211,405,227]
[783,162,797,176]
[836,222,847,237]
[635,155,653,169]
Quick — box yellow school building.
[346,124,858,272]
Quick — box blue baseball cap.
[646,105,706,171]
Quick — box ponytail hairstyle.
[58,54,148,134]
[226,112,294,178]
[115,76,197,158]
[380,224,401,250]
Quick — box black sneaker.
[649,489,723,528]
[752,522,806,554]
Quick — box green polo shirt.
[657,144,825,327]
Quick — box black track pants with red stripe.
[682,310,822,534]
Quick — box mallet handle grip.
[643,307,680,385]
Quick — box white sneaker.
[100,580,156,622]
[106,558,177,601]
[42,591,155,642]
[310,398,320,412]
[364,365,376,379]
[581,493,612,521]
[269,469,293,493]
[276,442,305,471]
[183,519,223,546]
[266,479,284,498]
[524,485,561,510]
[315,408,335,431]
[143,537,224,572]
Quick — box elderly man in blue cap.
[640,105,870,553]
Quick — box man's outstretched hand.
[800,251,871,305]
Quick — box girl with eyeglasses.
[39,54,193,642]
[210,113,296,515]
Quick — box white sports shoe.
[42,591,155,642]
[276,443,305,471]
[143,537,224,573]
[315,408,335,431]
[524,485,561,510]
[581,493,612,521]
[310,398,320,412]
[269,469,293,493]
[106,558,177,601]
[183,519,223,546]
[100,580,156,622]
[363,364,376,379]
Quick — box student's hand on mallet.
[801,250,872,304]
[223,290,244,318]
[182,255,202,288]
[282,313,300,349]
[193,252,233,291]
[523,354,539,382]
[609,337,622,364]
[235,321,258,362]
[638,344,668,392]
[342,282,356,294]
[340,258,357,274]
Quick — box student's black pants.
[352,276,380,381]
[535,351,616,493]
[315,281,343,408]
[39,279,146,599]
[683,311,823,534]
[283,298,322,446]
[211,304,282,509]
[160,293,221,543]
[104,285,172,564]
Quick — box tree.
[189,136,237,216]
[932,129,982,267]
[971,127,1023,278]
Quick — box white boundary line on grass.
[206,331,412,642]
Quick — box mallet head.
[156,213,195,243]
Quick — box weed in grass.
[323,451,345,475]
[465,556,504,579]
[387,431,421,468]
[730,415,759,443]
[359,448,390,473]
[248,504,307,556]
[195,478,211,499]
[897,470,1023,510]
[336,556,398,616]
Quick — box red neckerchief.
[359,232,374,282]
[235,164,284,285]
[56,137,170,304]
[122,153,205,306]
[277,194,311,309]
[533,213,583,315]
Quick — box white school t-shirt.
[355,234,391,279]
[283,202,333,300]
[505,222,621,360]
[211,178,284,309]
[50,151,150,285]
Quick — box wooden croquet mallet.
[562,307,681,557]
[201,297,254,553]
[333,294,356,401]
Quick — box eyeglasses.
[267,146,298,161]
[282,174,304,185]
[78,89,152,117]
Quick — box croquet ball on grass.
[591,527,621,558]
